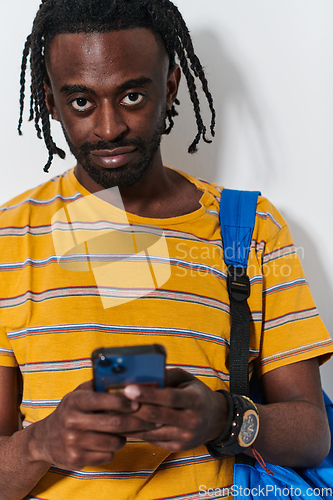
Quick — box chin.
[81,162,151,190]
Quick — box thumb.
[74,379,94,391]
[165,368,195,387]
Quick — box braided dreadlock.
[18,0,216,173]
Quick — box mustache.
[79,138,145,154]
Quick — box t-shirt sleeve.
[0,208,20,368]
[0,324,18,367]
[250,197,333,377]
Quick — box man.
[0,1,332,499]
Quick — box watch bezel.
[237,408,259,448]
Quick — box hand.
[29,380,158,470]
[123,369,228,452]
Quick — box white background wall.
[1,1,333,397]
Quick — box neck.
[74,155,203,219]
[74,149,173,215]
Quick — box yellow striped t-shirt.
[0,167,332,500]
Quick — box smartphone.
[92,344,166,393]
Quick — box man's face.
[44,29,180,190]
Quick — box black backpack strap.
[220,189,260,397]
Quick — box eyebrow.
[60,84,96,95]
[60,77,153,95]
[119,77,153,90]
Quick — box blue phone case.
[92,344,166,392]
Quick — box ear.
[43,82,60,121]
[166,64,181,111]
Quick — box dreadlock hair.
[18,0,216,173]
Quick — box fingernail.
[124,385,141,399]
[131,401,140,411]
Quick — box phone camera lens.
[98,354,111,367]
[112,357,126,374]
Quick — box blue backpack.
[220,189,333,499]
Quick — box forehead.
[46,28,169,88]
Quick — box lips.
[89,146,137,168]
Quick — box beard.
[61,110,166,190]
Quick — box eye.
[122,93,145,106]
[70,98,94,112]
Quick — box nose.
[93,100,128,142]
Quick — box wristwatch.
[237,397,259,448]
[205,391,259,459]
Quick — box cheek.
[59,115,93,146]
[133,105,166,134]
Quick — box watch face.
[238,409,259,447]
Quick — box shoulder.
[0,169,81,227]
[254,195,288,241]
[252,196,298,264]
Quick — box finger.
[63,410,158,434]
[123,384,196,410]
[133,403,190,427]
[68,389,139,413]
[69,431,126,453]
[125,426,194,452]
